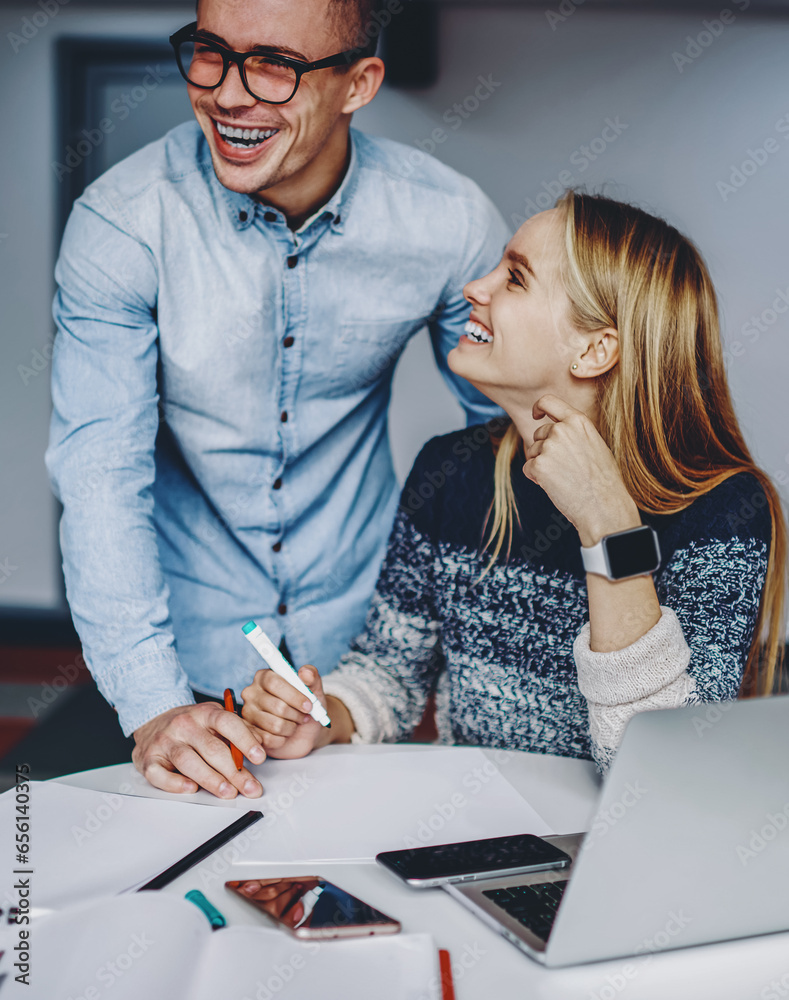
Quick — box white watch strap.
[581,539,608,577]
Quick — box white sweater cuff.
[574,606,691,706]
[322,672,393,745]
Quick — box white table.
[56,746,789,999]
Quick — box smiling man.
[46,0,508,799]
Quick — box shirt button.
[280,411,288,423]
[264,211,277,222]
[278,603,288,616]
[272,541,282,553]
[287,256,298,268]
[283,336,295,348]
[273,478,282,490]
[239,211,248,222]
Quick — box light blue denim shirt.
[46,121,509,736]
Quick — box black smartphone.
[376,834,571,889]
[225,877,401,939]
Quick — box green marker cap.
[185,889,226,930]
[242,621,257,635]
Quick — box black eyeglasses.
[170,22,376,105]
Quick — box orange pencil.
[438,950,456,1000]
[223,688,244,771]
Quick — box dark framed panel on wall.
[55,37,194,242]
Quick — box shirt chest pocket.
[329,318,423,394]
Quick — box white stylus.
[242,621,331,728]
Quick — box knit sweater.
[323,423,771,770]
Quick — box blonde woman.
[241,192,787,771]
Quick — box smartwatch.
[581,525,661,581]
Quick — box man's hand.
[132,702,266,799]
[241,665,341,760]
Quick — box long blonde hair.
[485,191,787,696]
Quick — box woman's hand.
[523,394,641,547]
[241,665,335,759]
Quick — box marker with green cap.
[185,890,226,930]
[242,621,331,728]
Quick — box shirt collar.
[201,129,360,235]
[299,130,360,236]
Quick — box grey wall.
[1,2,788,611]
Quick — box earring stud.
[571,364,579,371]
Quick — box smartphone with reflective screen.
[225,877,401,939]
[376,834,572,888]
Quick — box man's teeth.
[464,321,494,344]
[215,122,278,147]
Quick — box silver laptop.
[445,694,789,967]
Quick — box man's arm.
[46,196,264,797]
[428,185,510,425]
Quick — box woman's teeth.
[215,122,278,148]
[464,321,494,344]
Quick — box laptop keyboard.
[482,880,569,941]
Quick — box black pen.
[136,810,263,892]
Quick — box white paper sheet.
[0,782,262,913]
[54,746,555,864]
[241,746,554,862]
[0,892,440,1000]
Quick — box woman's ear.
[572,328,619,378]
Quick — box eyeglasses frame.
[169,22,378,105]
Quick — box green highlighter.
[185,890,227,930]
